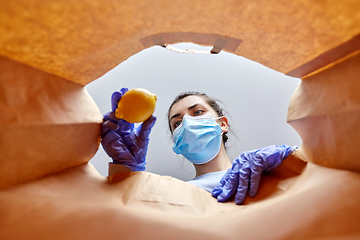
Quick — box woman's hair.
[167,91,229,145]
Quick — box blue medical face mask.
[172,115,223,165]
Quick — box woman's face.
[169,95,225,133]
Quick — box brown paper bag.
[0,56,103,189]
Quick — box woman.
[168,92,232,193]
[101,88,296,204]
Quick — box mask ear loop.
[214,116,223,122]
[216,116,227,136]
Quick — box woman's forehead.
[170,95,210,116]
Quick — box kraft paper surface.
[287,51,360,172]
[0,0,359,84]
[0,0,360,239]
[0,155,359,240]
[0,56,103,189]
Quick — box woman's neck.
[193,145,232,178]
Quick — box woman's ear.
[219,116,229,133]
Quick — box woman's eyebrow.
[170,113,180,121]
[188,103,200,111]
[170,103,204,121]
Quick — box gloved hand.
[101,88,156,171]
[212,145,297,205]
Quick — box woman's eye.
[173,121,181,130]
[194,110,204,116]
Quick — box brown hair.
[167,91,229,145]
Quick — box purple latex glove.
[101,88,156,171]
[212,145,297,205]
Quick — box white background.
[86,43,302,181]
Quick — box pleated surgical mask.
[172,115,223,164]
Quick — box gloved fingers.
[215,158,242,202]
[100,120,119,138]
[118,125,136,148]
[103,111,119,122]
[247,151,264,197]
[111,88,129,112]
[103,132,146,172]
[116,119,135,136]
[122,162,146,172]
[104,112,135,139]
[291,146,299,154]
[104,120,119,131]
[101,130,137,164]
[111,92,122,112]
[212,169,231,198]
[101,120,134,155]
[119,143,147,171]
[211,186,222,198]
[119,87,129,95]
[131,147,147,167]
[216,171,239,202]
[101,130,129,160]
[248,161,263,198]
[280,144,295,159]
[136,115,157,141]
[101,130,122,146]
[243,149,264,174]
[104,111,121,124]
[260,145,291,173]
[248,173,262,197]
[234,159,251,205]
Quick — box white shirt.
[187,170,228,193]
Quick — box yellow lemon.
[115,88,157,123]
